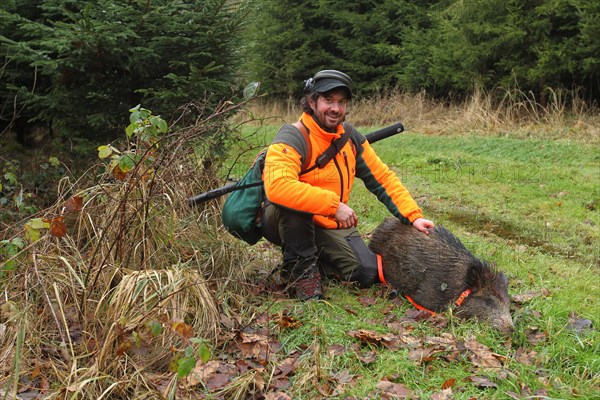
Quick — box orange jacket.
[263,113,423,229]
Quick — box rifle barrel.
[188,121,405,205]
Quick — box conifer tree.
[1,0,249,140]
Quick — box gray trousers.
[261,202,378,286]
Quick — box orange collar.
[300,112,345,139]
[376,254,385,285]
[377,254,472,316]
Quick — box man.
[261,69,434,300]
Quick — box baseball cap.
[305,70,353,99]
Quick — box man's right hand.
[335,202,358,228]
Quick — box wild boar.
[369,218,514,333]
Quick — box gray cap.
[306,70,353,99]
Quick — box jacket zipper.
[343,151,350,190]
[333,157,344,201]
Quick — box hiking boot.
[287,263,323,301]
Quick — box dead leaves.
[44,277,590,399]
[375,380,415,399]
[347,329,402,350]
[512,288,552,304]
[235,331,282,363]
[186,360,239,389]
[463,337,506,369]
[23,196,84,241]
[64,195,83,212]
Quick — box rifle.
[188,122,404,205]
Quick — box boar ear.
[495,272,510,302]
[465,262,487,291]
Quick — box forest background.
[0,0,598,399]
[1,0,599,158]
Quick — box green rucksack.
[221,149,269,245]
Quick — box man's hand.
[335,202,358,229]
[412,217,435,234]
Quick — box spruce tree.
[1,0,250,141]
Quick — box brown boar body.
[369,218,514,333]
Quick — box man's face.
[308,89,348,131]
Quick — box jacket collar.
[300,112,345,140]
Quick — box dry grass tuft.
[247,87,599,142]
[0,101,258,398]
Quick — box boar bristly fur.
[369,218,513,332]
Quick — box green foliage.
[246,0,427,97]
[399,0,600,100]
[175,339,211,378]
[245,0,600,102]
[0,237,25,276]
[98,105,168,180]
[0,160,38,220]
[1,0,250,140]
[23,217,49,242]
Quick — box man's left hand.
[412,217,435,234]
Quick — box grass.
[224,92,599,398]
[0,89,598,399]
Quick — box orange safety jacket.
[263,113,423,229]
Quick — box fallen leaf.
[328,343,347,356]
[408,345,444,364]
[424,334,455,347]
[441,378,456,389]
[236,332,282,363]
[512,289,552,304]
[466,375,498,388]
[376,380,415,399]
[273,357,296,377]
[186,360,237,390]
[64,196,83,212]
[271,375,291,391]
[273,313,302,329]
[524,326,547,345]
[463,337,504,369]
[514,347,538,366]
[357,349,377,364]
[220,314,240,331]
[255,312,271,326]
[347,329,401,350]
[381,303,395,315]
[265,392,292,400]
[358,295,378,307]
[430,388,453,400]
[334,369,355,385]
[566,312,594,334]
[402,308,435,323]
[314,377,335,396]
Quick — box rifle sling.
[299,123,351,176]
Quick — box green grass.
[234,125,599,399]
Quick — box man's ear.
[307,95,317,112]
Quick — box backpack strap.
[300,122,352,175]
[274,121,351,176]
[293,121,312,172]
